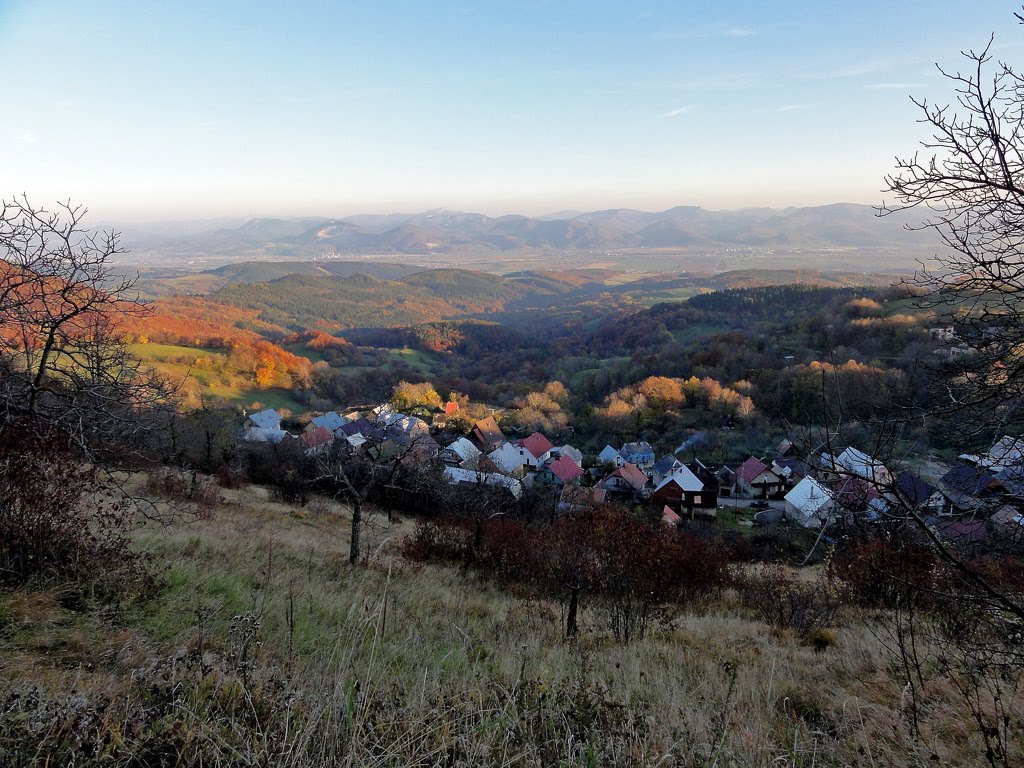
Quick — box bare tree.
[0,196,174,458]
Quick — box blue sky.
[1,1,1021,219]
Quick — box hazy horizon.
[4,1,1023,221]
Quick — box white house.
[440,437,482,468]
[244,408,287,443]
[554,444,584,468]
[488,443,528,476]
[837,447,891,485]
[784,477,835,529]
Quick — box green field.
[130,342,305,413]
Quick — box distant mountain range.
[130,203,935,258]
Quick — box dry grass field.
[0,479,1016,766]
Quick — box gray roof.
[247,409,281,430]
[311,412,347,431]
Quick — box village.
[239,398,1024,540]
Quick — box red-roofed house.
[444,401,460,416]
[300,425,334,457]
[538,454,584,486]
[662,505,682,526]
[517,432,554,469]
[599,462,649,497]
[735,456,785,498]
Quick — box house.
[243,408,284,442]
[652,465,713,511]
[517,432,554,469]
[771,457,810,488]
[538,454,584,486]
[989,436,1024,469]
[553,444,584,468]
[652,456,684,487]
[716,465,737,496]
[370,403,395,422]
[340,418,374,438]
[837,447,891,485]
[440,437,481,467]
[734,457,785,498]
[775,438,798,458]
[300,425,334,457]
[940,464,1006,512]
[488,443,528,476]
[784,476,836,529]
[830,476,882,515]
[598,445,624,467]
[559,486,608,512]
[662,505,682,526]
[688,459,721,504]
[443,401,460,417]
[308,412,348,434]
[470,416,505,451]
[599,462,649,497]
[442,466,523,500]
[620,442,655,472]
[896,471,947,515]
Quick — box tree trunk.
[566,586,580,638]
[349,498,362,565]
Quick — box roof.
[942,464,1003,497]
[654,465,704,493]
[247,408,281,430]
[470,416,505,448]
[896,471,937,508]
[444,401,460,415]
[445,437,481,462]
[311,412,347,432]
[621,441,654,458]
[488,443,526,474]
[662,506,682,525]
[599,445,622,462]
[245,427,289,444]
[830,476,880,511]
[604,462,648,492]
[546,454,584,484]
[837,447,887,480]
[653,455,682,475]
[443,466,523,499]
[990,436,1024,467]
[937,519,989,543]
[556,444,584,467]
[784,476,834,516]
[518,432,554,460]
[340,418,373,437]
[736,456,770,485]
[301,426,334,449]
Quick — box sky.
[1,1,1023,220]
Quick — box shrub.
[736,564,844,637]
[0,421,151,600]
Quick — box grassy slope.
[0,481,1000,765]
[130,342,306,412]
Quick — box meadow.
[0,477,1009,766]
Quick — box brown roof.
[736,456,770,485]
[560,486,607,508]
[300,426,333,449]
[607,462,649,492]
[519,431,554,460]
[470,416,505,449]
